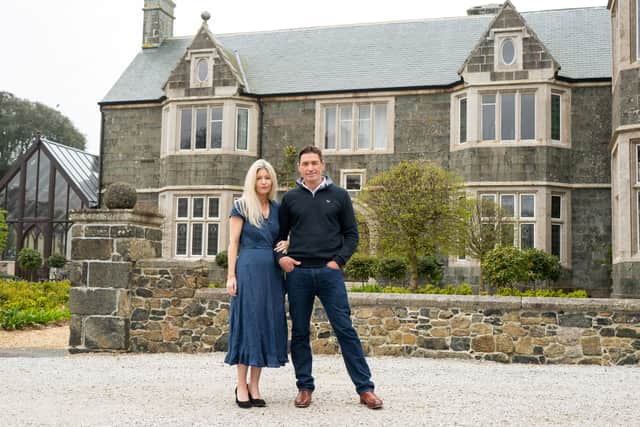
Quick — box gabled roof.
[41,139,100,207]
[459,1,560,75]
[101,6,611,103]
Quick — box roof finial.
[201,11,211,22]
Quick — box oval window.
[501,39,515,65]
[197,58,209,82]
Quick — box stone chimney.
[142,0,176,48]
[467,4,502,15]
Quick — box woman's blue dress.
[224,201,288,368]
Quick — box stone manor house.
[98,0,640,297]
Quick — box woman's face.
[255,168,272,196]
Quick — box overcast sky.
[0,0,606,155]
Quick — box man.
[276,145,383,410]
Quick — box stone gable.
[460,1,559,82]
[163,23,243,97]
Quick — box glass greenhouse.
[0,136,98,273]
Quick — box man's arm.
[275,194,300,272]
[333,191,359,267]
[274,194,291,263]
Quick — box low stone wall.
[126,259,640,365]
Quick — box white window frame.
[235,107,249,151]
[341,169,366,192]
[174,195,221,258]
[189,52,214,88]
[316,97,394,154]
[550,193,564,259]
[519,194,536,219]
[493,31,523,72]
[459,96,468,144]
[551,92,562,143]
[481,90,536,143]
[178,105,224,152]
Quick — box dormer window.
[501,38,515,65]
[189,52,214,88]
[493,31,523,72]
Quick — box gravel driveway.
[1,351,638,426]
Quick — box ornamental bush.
[47,254,67,269]
[345,254,379,285]
[215,250,228,269]
[104,182,137,209]
[482,246,562,290]
[17,248,42,280]
[377,257,407,284]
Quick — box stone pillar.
[66,209,163,353]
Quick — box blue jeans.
[285,265,375,394]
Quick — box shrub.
[345,254,379,284]
[481,245,525,288]
[17,248,42,280]
[47,254,67,269]
[417,255,443,285]
[419,283,473,295]
[0,279,71,329]
[377,257,407,284]
[215,250,228,268]
[350,283,472,295]
[483,246,562,290]
[521,249,561,282]
[350,284,384,293]
[103,182,137,209]
[495,287,587,298]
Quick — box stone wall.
[67,210,164,352]
[123,261,640,365]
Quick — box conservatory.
[0,135,98,276]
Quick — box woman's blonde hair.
[234,159,278,227]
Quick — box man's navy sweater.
[276,177,359,267]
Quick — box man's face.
[298,152,325,188]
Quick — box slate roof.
[102,7,611,103]
[41,139,100,207]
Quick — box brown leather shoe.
[294,390,313,408]
[359,391,383,409]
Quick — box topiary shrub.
[47,254,67,269]
[17,248,42,281]
[377,256,407,285]
[344,254,379,285]
[215,250,228,269]
[104,182,137,209]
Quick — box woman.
[224,159,288,408]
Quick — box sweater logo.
[325,199,331,203]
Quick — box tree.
[461,197,511,292]
[278,144,298,189]
[360,161,470,291]
[17,248,42,281]
[0,92,86,177]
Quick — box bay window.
[179,106,224,151]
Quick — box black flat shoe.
[235,387,252,409]
[248,391,266,407]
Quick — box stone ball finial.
[201,11,211,22]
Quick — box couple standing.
[224,145,383,410]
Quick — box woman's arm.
[226,216,243,296]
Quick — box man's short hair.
[298,145,323,163]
